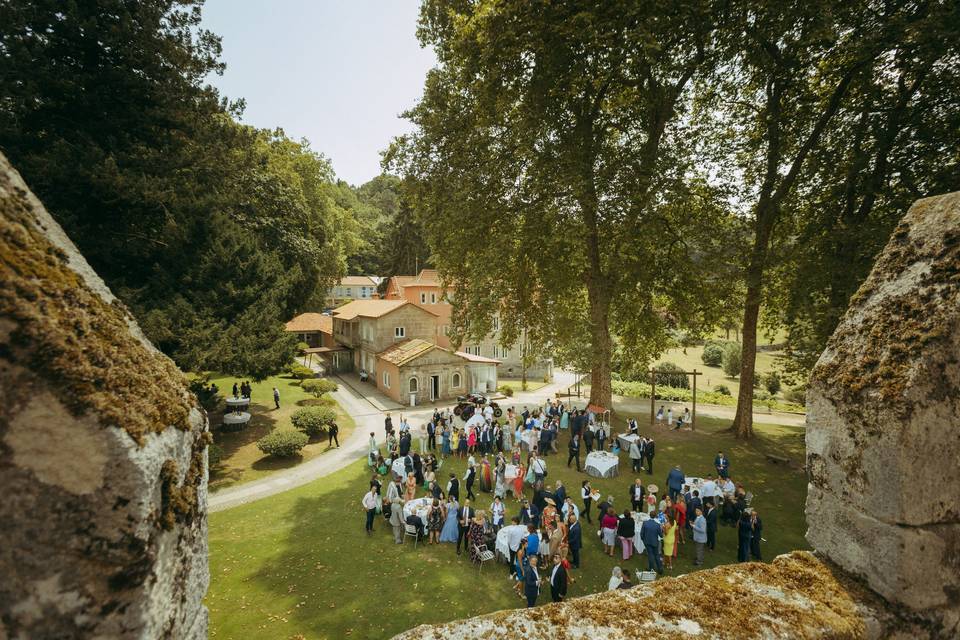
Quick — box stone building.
[324,274,379,308]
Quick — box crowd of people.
[359,397,768,608]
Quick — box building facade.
[325,275,380,309]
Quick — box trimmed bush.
[763,372,782,396]
[500,385,515,397]
[257,430,308,458]
[291,406,337,437]
[288,364,315,381]
[713,384,731,396]
[653,362,689,389]
[301,378,338,397]
[721,343,742,378]
[701,343,725,367]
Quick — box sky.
[200,0,437,186]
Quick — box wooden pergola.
[649,367,702,430]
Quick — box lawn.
[204,373,356,492]
[654,344,786,400]
[207,407,808,640]
[498,378,548,392]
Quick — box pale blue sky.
[200,0,436,185]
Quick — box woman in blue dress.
[441,422,452,457]
[439,496,460,543]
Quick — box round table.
[584,451,619,478]
[402,497,432,521]
[504,464,519,481]
[631,511,652,550]
[391,457,408,479]
[617,432,639,451]
[222,411,251,431]
[495,524,527,562]
[225,396,250,409]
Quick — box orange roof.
[455,351,501,364]
[377,338,440,366]
[285,313,332,333]
[339,275,378,286]
[332,299,439,321]
[414,269,440,286]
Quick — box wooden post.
[650,368,656,425]
[692,368,697,431]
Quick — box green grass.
[654,344,785,400]
[203,373,356,492]
[207,408,809,640]
[498,378,548,392]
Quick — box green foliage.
[257,430,309,458]
[288,364,315,381]
[713,384,731,396]
[188,377,222,412]
[0,1,352,380]
[611,380,804,413]
[783,386,807,406]
[721,344,742,378]
[500,385,515,397]
[701,341,734,367]
[653,362,689,389]
[301,378,338,397]
[763,372,782,396]
[291,406,337,437]
[208,443,224,467]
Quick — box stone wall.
[0,152,210,638]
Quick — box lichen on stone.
[158,431,212,530]
[1,168,195,446]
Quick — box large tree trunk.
[586,280,613,411]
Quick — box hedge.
[291,406,337,437]
[257,430,309,458]
[301,378,338,397]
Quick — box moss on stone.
[1,167,194,446]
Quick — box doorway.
[430,375,440,401]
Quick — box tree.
[389,0,737,410]
[0,1,351,379]
[699,0,932,437]
[721,344,742,378]
[378,192,432,277]
[301,378,338,397]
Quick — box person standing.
[583,422,594,453]
[580,480,593,524]
[629,478,645,512]
[616,509,635,560]
[737,510,753,562]
[447,473,460,502]
[644,437,656,474]
[441,422,451,458]
[629,438,643,473]
[418,422,428,454]
[567,433,581,471]
[549,554,567,603]
[692,506,707,566]
[715,450,730,479]
[361,487,379,535]
[389,496,404,544]
[490,496,505,533]
[367,432,378,467]
[456,499,474,556]
[639,515,663,574]
[666,465,684,502]
[328,421,339,448]
[750,509,764,560]
[384,412,393,437]
[662,513,678,570]
[706,501,718,551]
[463,462,476,500]
[427,420,437,451]
[272,387,280,409]
[524,554,541,608]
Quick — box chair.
[744,491,754,506]
[404,524,420,548]
[473,544,495,572]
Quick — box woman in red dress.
[675,494,687,544]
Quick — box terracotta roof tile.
[455,351,501,364]
[338,275,378,286]
[377,338,438,366]
[331,299,439,321]
[285,313,332,333]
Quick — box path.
[207,370,577,512]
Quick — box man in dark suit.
[640,517,663,574]
[447,474,460,502]
[456,499,474,556]
[567,434,580,470]
[405,513,425,539]
[399,432,411,457]
[644,437,656,474]
[566,514,582,568]
[554,481,567,506]
[706,502,718,551]
[549,554,568,602]
[629,478,644,512]
[427,421,436,450]
[687,489,702,530]
[715,450,729,479]
[524,554,541,608]
[749,509,763,560]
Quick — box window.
[382,371,390,388]
[466,345,481,356]
[452,372,462,388]
[430,292,437,304]
[443,325,450,336]
[491,315,499,330]
[409,377,419,393]
[394,326,405,338]
[420,293,427,304]
[345,287,352,297]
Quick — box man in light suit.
[549,554,568,602]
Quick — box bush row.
[611,380,804,412]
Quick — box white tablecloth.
[617,433,639,451]
[495,524,526,561]
[222,412,250,426]
[504,464,519,480]
[391,458,407,479]
[585,451,619,478]
[632,511,651,549]
[403,497,432,521]
[225,396,249,408]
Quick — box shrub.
[713,384,731,396]
[500,385,515,397]
[301,378,338,397]
[208,443,223,466]
[257,430,308,458]
[701,343,725,367]
[721,344,742,378]
[763,372,782,396]
[289,364,315,381]
[653,362,689,389]
[784,385,807,406]
[188,378,222,412]
[291,406,337,437]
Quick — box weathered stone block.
[806,191,960,622]
[0,152,209,638]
